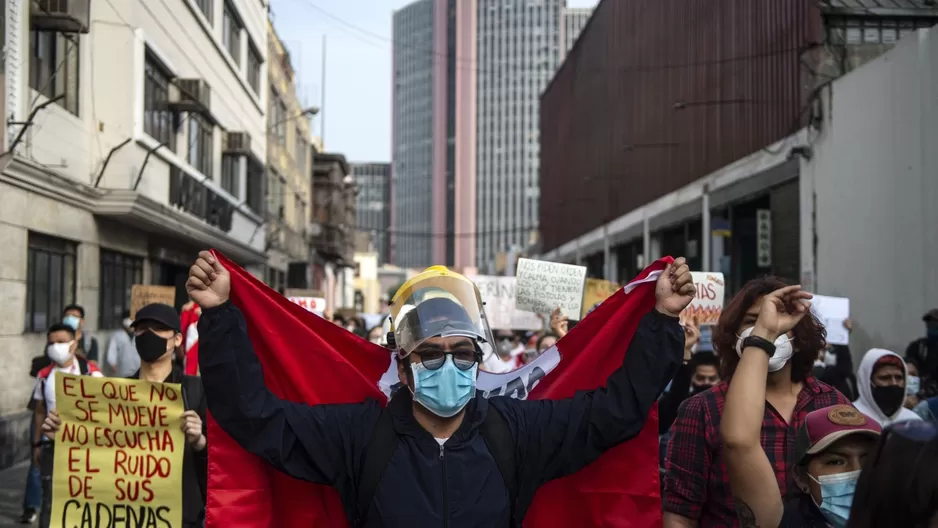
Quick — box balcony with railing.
[168,166,234,232]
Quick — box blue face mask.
[810,469,859,528]
[411,356,477,418]
[907,375,921,396]
[63,315,81,331]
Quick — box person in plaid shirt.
[662,278,851,528]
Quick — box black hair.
[536,333,558,350]
[63,304,85,318]
[689,351,720,372]
[847,432,938,528]
[121,310,131,319]
[333,314,347,325]
[47,323,77,338]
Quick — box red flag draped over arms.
[203,252,679,527]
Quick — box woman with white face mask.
[663,280,853,528]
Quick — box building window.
[247,45,262,93]
[188,114,213,176]
[221,154,239,197]
[246,161,264,215]
[267,171,285,219]
[99,250,143,330]
[25,232,77,333]
[222,1,242,66]
[269,88,286,146]
[265,267,286,294]
[193,0,213,24]
[294,193,306,228]
[296,133,306,172]
[28,30,79,115]
[144,52,174,146]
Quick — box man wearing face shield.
[188,251,694,527]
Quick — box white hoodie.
[853,348,922,426]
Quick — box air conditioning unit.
[169,78,212,114]
[225,131,251,154]
[31,0,90,33]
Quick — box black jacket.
[198,302,682,527]
[130,366,208,526]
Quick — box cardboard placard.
[130,285,177,319]
[581,278,621,318]
[52,374,185,527]
[812,295,851,345]
[469,275,543,331]
[681,272,726,326]
[515,258,587,320]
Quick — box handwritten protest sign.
[581,278,620,318]
[52,374,185,528]
[681,272,726,326]
[812,295,851,345]
[130,285,176,320]
[289,297,326,316]
[469,275,542,331]
[515,258,587,320]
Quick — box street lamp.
[267,106,319,131]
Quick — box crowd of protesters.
[15,255,938,527]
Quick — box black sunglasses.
[411,348,482,371]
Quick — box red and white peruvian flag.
[180,302,201,376]
[206,251,669,528]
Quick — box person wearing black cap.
[905,308,938,398]
[41,303,209,528]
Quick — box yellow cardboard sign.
[130,285,177,320]
[52,374,185,527]
[581,278,621,318]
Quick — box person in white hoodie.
[853,348,922,426]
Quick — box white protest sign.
[515,258,587,320]
[289,297,326,316]
[469,275,543,331]
[681,272,726,326]
[812,295,850,345]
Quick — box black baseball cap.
[131,303,181,333]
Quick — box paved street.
[0,462,28,527]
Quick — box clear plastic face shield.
[390,269,495,363]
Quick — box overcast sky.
[269,0,599,163]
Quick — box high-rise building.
[475,0,567,272]
[352,162,392,264]
[392,0,476,270]
[564,7,593,54]
[392,0,590,271]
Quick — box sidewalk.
[0,462,28,527]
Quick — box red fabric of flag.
[205,251,669,528]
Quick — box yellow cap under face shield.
[390,266,495,359]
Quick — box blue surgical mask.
[410,356,477,418]
[810,469,859,528]
[63,315,81,331]
[907,375,921,396]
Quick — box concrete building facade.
[351,162,391,265]
[0,0,268,468]
[563,7,591,55]
[391,0,476,270]
[475,0,565,273]
[266,20,315,293]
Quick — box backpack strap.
[356,407,398,526]
[180,375,205,414]
[78,358,89,375]
[481,405,518,527]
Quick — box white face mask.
[122,318,133,329]
[735,326,794,372]
[47,341,74,366]
[824,349,838,367]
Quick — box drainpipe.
[702,185,711,272]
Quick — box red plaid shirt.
[662,376,850,527]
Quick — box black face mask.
[135,331,171,363]
[871,385,905,417]
[690,384,714,396]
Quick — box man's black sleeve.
[197,301,378,486]
[492,309,683,491]
[658,361,692,435]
